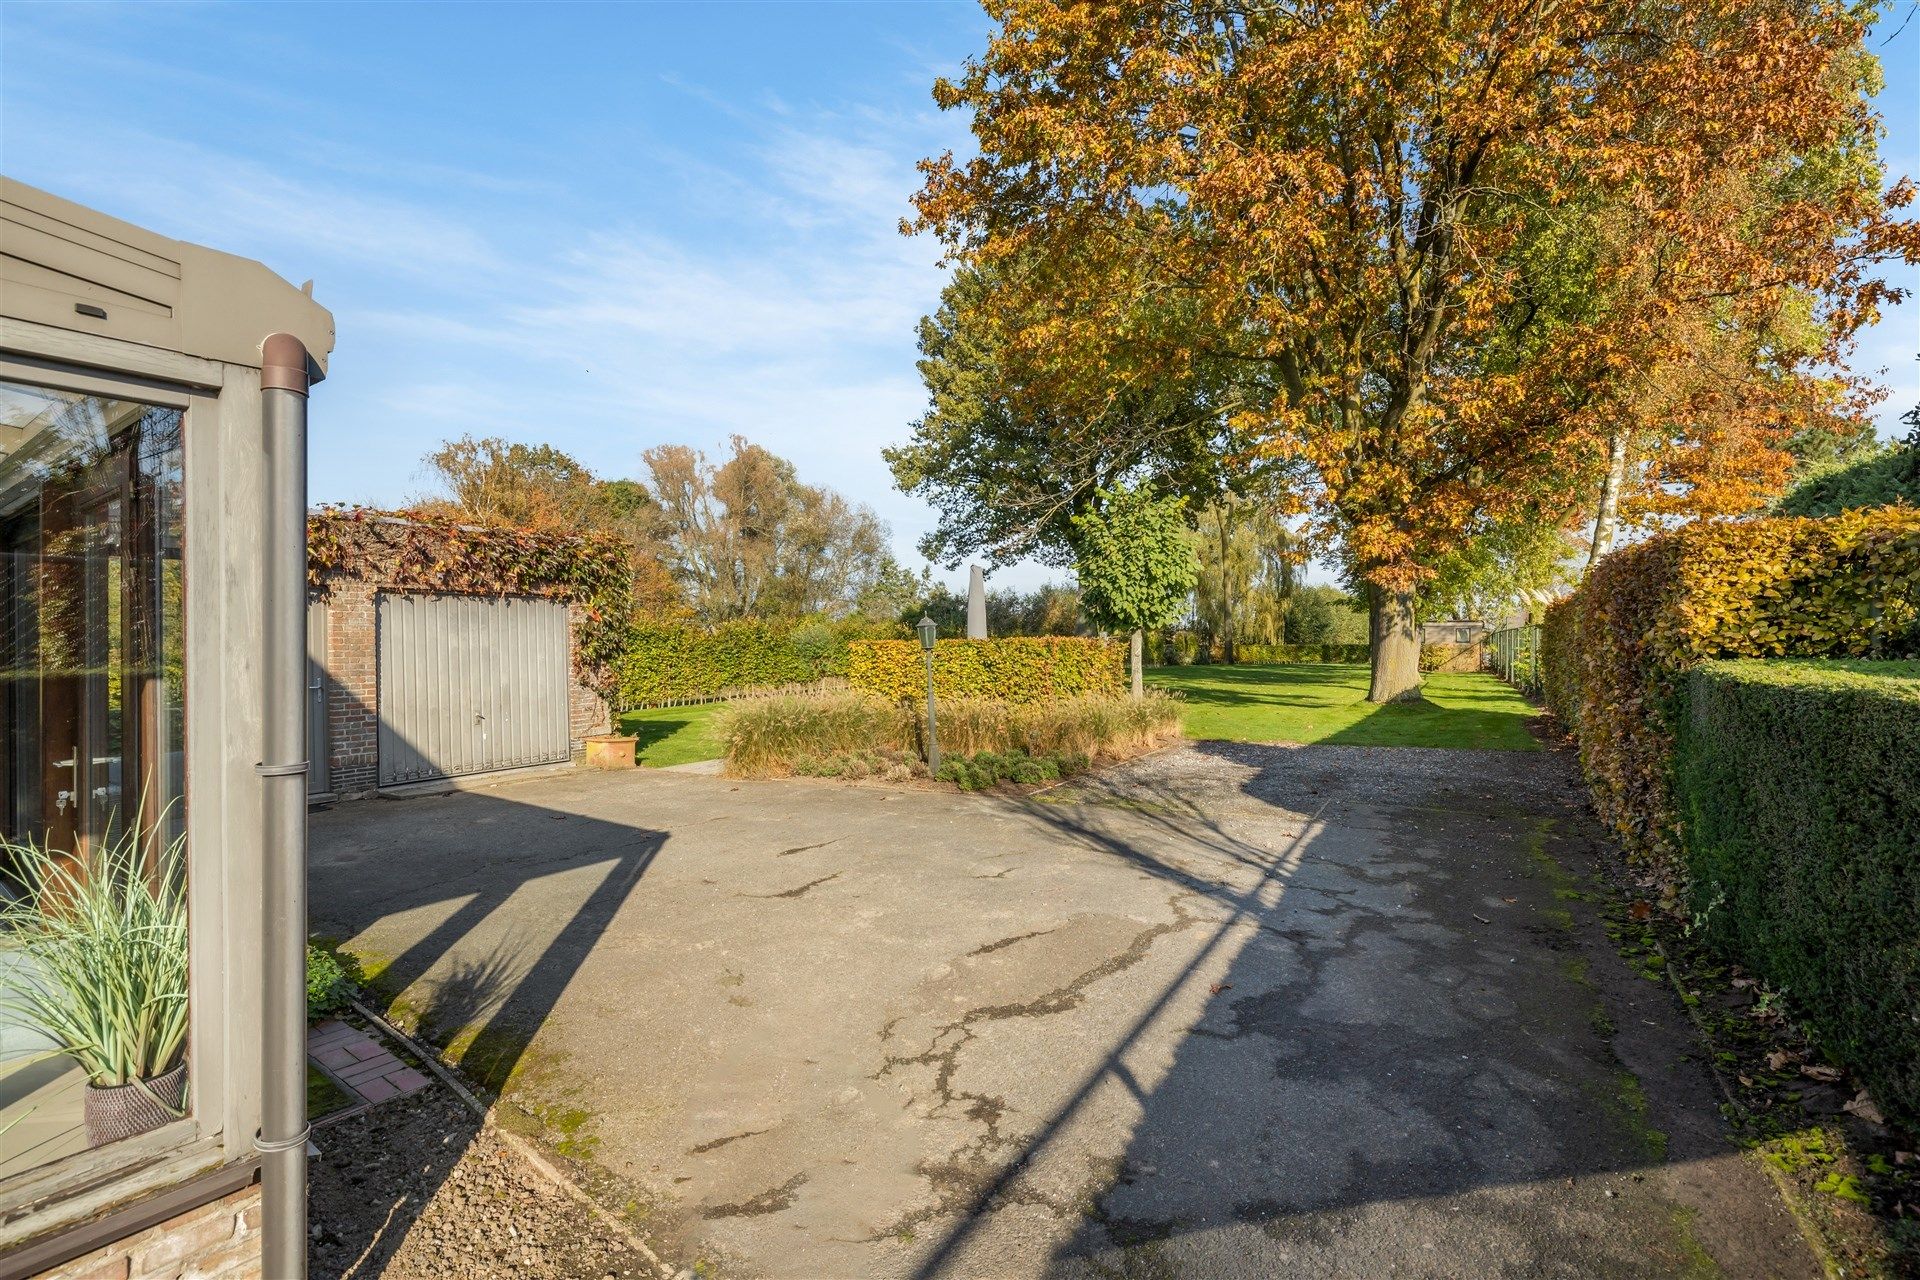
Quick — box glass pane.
[0,380,188,1181]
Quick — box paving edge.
[1651,942,1846,1280]
[345,997,682,1280]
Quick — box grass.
[308,1063,352,1119]
[1147,662,1540,750]
[615,702,730,767]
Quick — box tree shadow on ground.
[307,787,666,1276]
[910,739,1738,1278]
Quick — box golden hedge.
[847,637,1125,703]
[1542,507,1920,864]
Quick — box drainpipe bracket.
[255,761,309,778]
[254,1124,312,1155]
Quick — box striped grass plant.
[0,825,188,1092]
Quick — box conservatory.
[0,177,331,1279]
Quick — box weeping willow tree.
[1192,496,1304,657]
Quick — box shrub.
[847,637,1124,703]
[937,748,1089,790]
[724,691,1182,779]
[1231,643,1372,664]
[306,944,355,1019]
[1673,659,1920,1126]
[1543,508,1920,861]
[618,617,902,706]
[1539,597,1581,729]
[1776,440,1920,517]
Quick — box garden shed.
[0,177,330,1278]
[305,510,620,798]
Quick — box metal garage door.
[377,593,570,786]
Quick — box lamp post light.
[916,614,940,775]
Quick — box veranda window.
[0,376,189,1180]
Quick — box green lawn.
[1147,662,1540,750]
[616,702,730,767]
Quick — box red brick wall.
[32,1184,261,1280]
[313,584,610,798]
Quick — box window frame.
[0,350,245,1245]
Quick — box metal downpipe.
[258,333,311,1280]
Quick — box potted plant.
[0,826,189,1147]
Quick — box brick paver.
[306,1019,432,1110]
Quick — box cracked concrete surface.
[312,740,1815,1278]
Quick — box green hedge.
[1674,660,1920,1126]
[1231,643,1371,664]
[847,637,1124,703]
[616,618,901,706]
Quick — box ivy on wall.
[308,506,633,688]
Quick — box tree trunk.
[1130,628,1145,699]
[1367,587,1422,704]
[1586,431,1627,572]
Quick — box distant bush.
[723,691,1181,780]
[1674,659,1920,1126]
[1231,643,1371,664]
[1776,440,1920,517]
[617,617,902,706]
[847,637,1124,703]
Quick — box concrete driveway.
[311,742,1814,1279]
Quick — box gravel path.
[310,1088,661,1280]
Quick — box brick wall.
[313,585,611,799]
[32,1184,260,1280]
[319,582,379,797]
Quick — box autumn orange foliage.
[912,0,1919,699]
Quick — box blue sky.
[2,1,1916,592]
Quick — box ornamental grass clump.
[723,690,1182,779]
[0,827,189,1093]
[723,693,914,778]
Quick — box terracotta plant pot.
[583,734,638,770]
[84,1061,187,1147]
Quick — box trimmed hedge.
[1674,660,1920,1126]
[616,618,902,707]
[1231,643,1372,664]
[847,637,1124,703]
[1541,508,1920,860]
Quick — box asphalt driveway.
[311,742,1814,1278]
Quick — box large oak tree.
[913,0,1918,701]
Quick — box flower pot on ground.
[0,825,190,1147]
[583,734,638,770]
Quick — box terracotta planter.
[84,1061,187,1147]
[583,734,638,770]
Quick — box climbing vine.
[308,506,633,687]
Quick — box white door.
[376,593,570,786]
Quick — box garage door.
[377,593,570,786]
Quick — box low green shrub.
[1673,659,1920,1126]
[937,748,1090,790]
[848,637,1124,703]
[618,617,902,706]
[724,691,1182,779]
[306,943,358,1019]
[1230,643,1371,664]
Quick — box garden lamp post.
[917,614,940,774]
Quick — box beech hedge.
[847,637,1124,703]
[1674,660,1920,1126]
[616,618,902,707]
[1541,507,1920,861]
[1230,643,1372,664]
